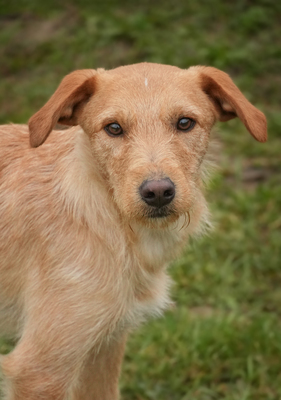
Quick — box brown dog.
[0,63,267,399]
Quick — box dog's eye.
[177,118,196,132]
[104,123,123,136]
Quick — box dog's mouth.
[144,206,175,219]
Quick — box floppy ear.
[192,66,267,142]
[29,69,96,147]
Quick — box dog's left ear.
[191,66,267,142]
[29,69,96,148]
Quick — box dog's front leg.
[71,333,127,400]
[1,327,125,400]
[1,289,126,400]
[2,336,80,400]
[1,336,126,400]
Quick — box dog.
[0,63,267,399]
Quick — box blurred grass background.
[0,1,280,399]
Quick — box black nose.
[139,178,175,208]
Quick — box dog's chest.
[122,266,173,330]
[120,227,184,328]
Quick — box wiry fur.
[0,63,267,399]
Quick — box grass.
[0,1,280,399]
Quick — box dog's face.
[83,65,215,225]
[29,63,267,226]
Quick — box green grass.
[0,1,280,399]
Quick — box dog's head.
[29,63,267,227]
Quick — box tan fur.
[0,63,267,399]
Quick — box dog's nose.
[139,178,175,208]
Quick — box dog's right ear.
[29,70,96,147]
[189,66,267,143]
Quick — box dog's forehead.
[95,63,206,111]
[108,62,182,77]
[105,63,194,91]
